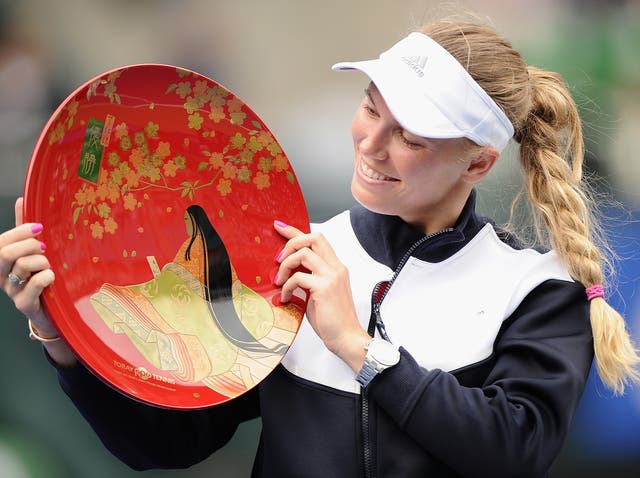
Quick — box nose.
[358,124,389,161]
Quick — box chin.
[351,186,396,217]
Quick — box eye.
[399,132,424,149]
[361,89,379,117]
[363,103,378,117]
[401,135,419,147]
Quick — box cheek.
[351,115,362,145]
[351,108,371,146]
[399,158,451,188]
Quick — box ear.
[462,147,499,184]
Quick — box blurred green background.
[1,0,639,476]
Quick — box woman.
[1,20,638,477]
[178,204,287,356]
[89,204,289,395]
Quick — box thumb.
[15,197,24,227]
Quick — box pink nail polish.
[274,220,288,228]
[273,272,279,285]
[31,223,43,234]
[40,242,47,251]
[274,249,283,262]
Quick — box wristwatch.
[356,338,400,388]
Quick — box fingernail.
[274,249,283,262]
[31,223,43,234]
[274,220,288,228]
[40,242,47,251]
[273,272,279,285]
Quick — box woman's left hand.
[273,221,370,372]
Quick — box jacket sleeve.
[368,279,593,478]
[53,358,260,471]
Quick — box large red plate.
[23,64,309,409]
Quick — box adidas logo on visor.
[401,55,428,77]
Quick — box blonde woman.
[1,19,637,478]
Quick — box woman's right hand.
[0,197,76,366]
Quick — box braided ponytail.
[516,67,639,394]
[421,21,639,394]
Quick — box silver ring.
[8,272,26,287]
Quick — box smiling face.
[350,83,491,234]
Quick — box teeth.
[361,162,394,181]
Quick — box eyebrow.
[363,85,436,146]
[364,86,376,106]
[364,85,419,137]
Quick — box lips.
[360,161,398,181]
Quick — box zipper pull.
[373,306,391,341]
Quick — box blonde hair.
[419,21,639,394]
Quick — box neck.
[401,186,472,235]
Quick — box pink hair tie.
[586,284,605,301]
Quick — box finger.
[15,197,24,227]
[273,220,306,262]
[280,270,314,302]
[273,220,307,239]
[12,268,55,317]
[0,237,46,279]
[277,232,341,268]
[0,223,44,250]
[12,254,51,283]
[275,247,329,286]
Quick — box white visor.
[332,32,514,152]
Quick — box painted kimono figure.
[90,205,292,397]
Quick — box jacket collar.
[349,190,487,269]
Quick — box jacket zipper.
[360,227,454,478]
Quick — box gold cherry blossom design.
[47,72,120,145]
[72,118,189,236]
[70,68,298,241]
[87,70,122,104]
[47,99,80,145]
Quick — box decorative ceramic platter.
[23,64,309,409]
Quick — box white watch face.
[368,339,400,366]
